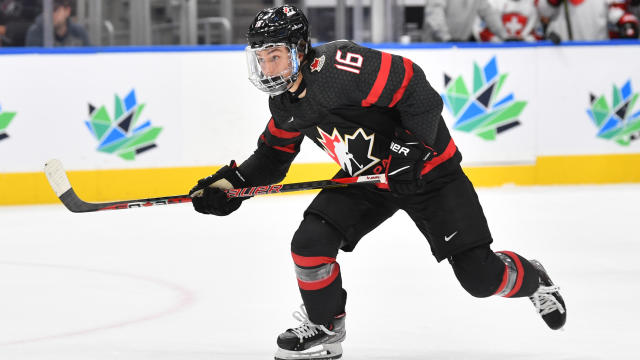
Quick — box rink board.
[1,42,640,204]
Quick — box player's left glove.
[189,160,248,216]
[385,129,434,195]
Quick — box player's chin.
[277,71,293,78]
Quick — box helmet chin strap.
[288,75,306,102]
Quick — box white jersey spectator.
[474,0,541,42]
[538,0,639,41]
[423,0,508,41]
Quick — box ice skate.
[274,305,346,360]
[529,260,566,330]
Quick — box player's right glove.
[385,129,434,195]
[189,160,248,216]
[546,0,563,6]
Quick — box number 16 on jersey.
[335,50,363,74]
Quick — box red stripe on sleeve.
[297,263,340,291]
[291,252,336,267]
[260,133,298,154]
[501,251,525,298]
[273,144,297,153]
[361,52,392,107]
[268,117,301,139]
[388,58,414,107]
[420,138,457,176]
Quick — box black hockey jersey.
[238,40,461,187]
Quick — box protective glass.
[245,43,299,96]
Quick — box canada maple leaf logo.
[310,55,325,72]
[316,127,380,176]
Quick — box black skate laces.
[530,285,565,316]
[290,305,336,339]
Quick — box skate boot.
[274,304,346,360]
[529,260,566,330]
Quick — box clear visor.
[245,43,299,96]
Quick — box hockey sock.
[293,252,346,325]
[291,213,347,325]
[449,245,506,298]
[494,251,540,298]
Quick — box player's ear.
[296,39,308,62]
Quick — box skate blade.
[274,343,342,360]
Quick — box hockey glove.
[547,0,563,6]
[189,160,248,216]
[385,129,434,195]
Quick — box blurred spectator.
[474,0,543,42]
[631,0,640,17]
[0,0,40,46]
[538,0,639,41]
[608,0,640,38]
[25,0,90,46]
[423,0,509,41]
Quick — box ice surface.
[1,184,639,359]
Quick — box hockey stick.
[563,0,573,41]
[44,159,387,213]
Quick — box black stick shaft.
[55,174,386,212]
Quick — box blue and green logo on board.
[587,80,640,146]
[0,104,17,142]
[85,89,162,160]
[441,56,526,140]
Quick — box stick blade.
[44,159,91,213]
[44,159,72,197]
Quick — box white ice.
[1,184,639,359]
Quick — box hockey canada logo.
[282,5,296,16]
[442,56,526,140]
[310,55,325,72]
[85,89,162,160]
[587,79,640,146]
[317,127,380,176]
[0,103,17,142]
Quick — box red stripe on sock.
[297,263,340,291]
[501,251,525,298]
[291,252,335,267]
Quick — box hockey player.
[189,5,567,360]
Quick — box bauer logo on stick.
[225,184,284,198]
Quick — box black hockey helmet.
[245,5,311,96]
[246,5,310,56]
